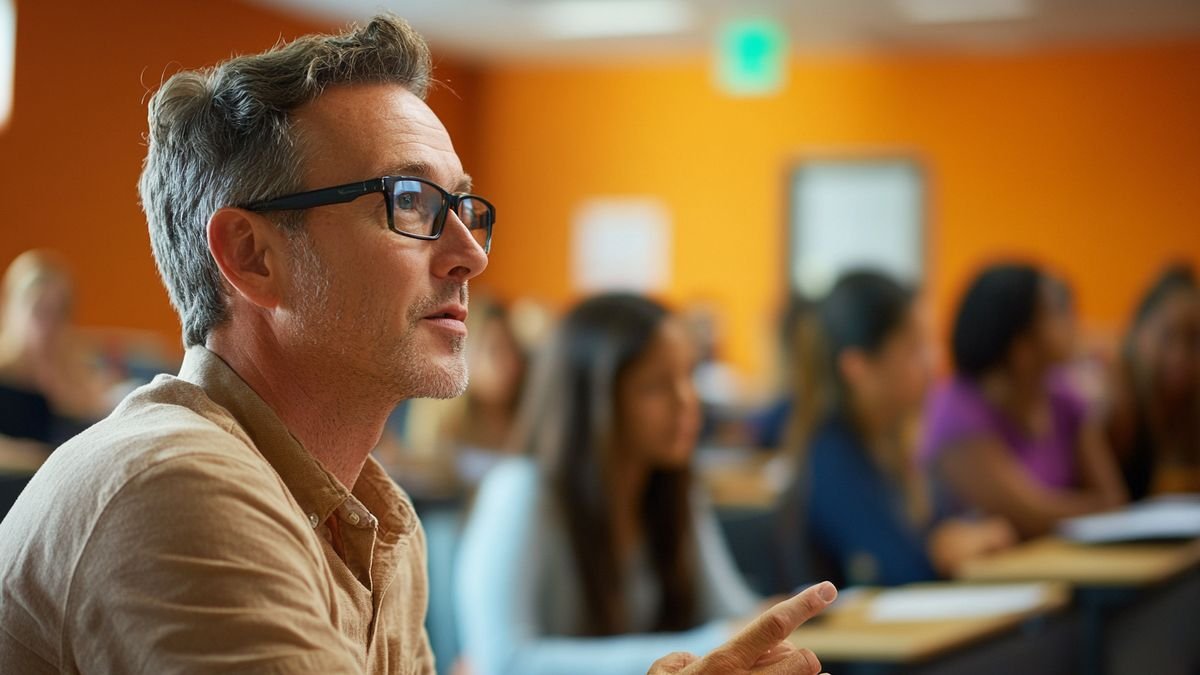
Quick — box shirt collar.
[176,345,416,538]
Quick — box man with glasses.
[0,14,833,674]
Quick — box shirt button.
[308,513,319,528]
[347,511,361,525]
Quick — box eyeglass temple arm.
[245,179,386,212]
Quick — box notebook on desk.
[1059,496,1200,544]
[867,583,1049,622]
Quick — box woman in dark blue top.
[781,270,1015,588]
[806,414,937,586]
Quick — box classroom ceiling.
[249,0,1200,61]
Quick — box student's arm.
[1075,419,1128,507]
[455,460,739,675]
[67,454,362,674]
[926,517,1016,577]
[936,433,1123,539]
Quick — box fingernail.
[817,581,837,602]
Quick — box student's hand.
[646,581,837,675]
[929,516,1018,576]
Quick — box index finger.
[717,581,837,668]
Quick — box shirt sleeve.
[807,431,938,587]
[65,453,363,675]
[455,459,732,675]
[920,382,997,466]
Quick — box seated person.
[0,248,118,456]
[921,263,1126,538]
[781,270,1014,588]
[0,250,115,450]
[1107,263,1200,499]
[456,294,762,675]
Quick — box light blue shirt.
[455,457,758,675]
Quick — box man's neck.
[207,327,393,490]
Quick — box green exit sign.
[716,18,788,97]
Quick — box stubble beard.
[288,234,470,403]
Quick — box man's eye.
[396,192,418,210]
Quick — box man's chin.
[405,359,468,400]
[419,379,468,400]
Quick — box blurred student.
[0,251,115,450]
[782,270,1014,588]
[1107,263,1200,499]
[455,294,760,675]
[922,263,1126,538]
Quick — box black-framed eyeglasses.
[245,175,495,254]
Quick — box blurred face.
[846,304,932,424]
[466,314,524,407]
[1009,282,1075,377]
[12,277,73,347]
[614,318,702,471]
[1137,290,1200,400]
[281,84,488,400]
[1033,282,1077,367]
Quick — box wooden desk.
[958,537,1200,675]
[698,451,780,509]
[959,536,1200,587]
[787,583,1073,674]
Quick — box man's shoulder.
[54,373,263,475]
[0,374,310,663]
[0,374,286,560]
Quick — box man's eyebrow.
[382,162,472,193]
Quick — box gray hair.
[138,14,432,347]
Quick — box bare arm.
[927,516,1017,577]
[1075,419,1128,507]
[938,431,1125,539]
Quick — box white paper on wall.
[571,198,671,294]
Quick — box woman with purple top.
[921,263,1126,539]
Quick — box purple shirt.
[921,373,1087,516]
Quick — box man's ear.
[207,207,287,311]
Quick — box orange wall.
[0,0,477,351]
[470,41,1200,378]
[3,3,1198,379]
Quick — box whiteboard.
[790,159,924,297]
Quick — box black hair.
[786,269,915,447]
[821,271,915,359]
[951,263,1047,380]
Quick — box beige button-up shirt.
[0,347,434,674]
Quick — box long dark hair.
[951,263,1046,380]
[785,270,915,450]
[511,293,698,636]
[1117,263,1198,499]
[1124,263,1197,358]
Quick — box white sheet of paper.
[1059,496,1200,544]
[868,583,1047,623]
[571,198,670,294]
